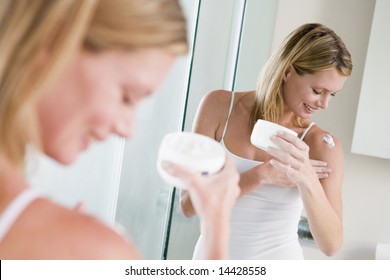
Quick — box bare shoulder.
[304,125,344,167]
[56,204,141,259]
[198,89,232,116]
[2,198,141,259]
[193,89,233,139]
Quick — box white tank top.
[0,188,40,242]
[192,92,315,260]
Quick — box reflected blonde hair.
[0,0,188,167]
[250,23,352,127]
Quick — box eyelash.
[313,89,336,97]
[313,89,322,95]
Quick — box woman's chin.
[297,111,312,120]
[58,157,77,165]
[45,150,79,165]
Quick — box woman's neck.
[0,155,28,209]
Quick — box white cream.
[322,134,335,148]
[157,132,225,188]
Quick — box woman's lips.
[304,103,317,113]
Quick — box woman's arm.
[238,158,330,196]
[180,90,231,218]
[267,129,344,256]
[168,155,240,259]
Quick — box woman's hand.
[265,131,327,187]
[252,158,330,188]
[310,159,331,179]
[161,155,240,259]
[162,155,240,222]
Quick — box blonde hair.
[0,0,188,167]
[250,23,353,127]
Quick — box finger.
[275,130,308,151]
[317,172,329,179]
[270,158,293,174]
[270,134,307,160]
[270,134,296,151]
[160,161,195,181]
[310,159,328,167]
[161,161,201,191]
[266,146,299,168]
[313,166,332,173]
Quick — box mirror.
[162,0,390,260]
[165,0,278,260]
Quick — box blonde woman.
[181,23,353,259]
[0,0,239,259]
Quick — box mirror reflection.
[165,0,390,260]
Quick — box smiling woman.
[282,67,347,117]
[37,48,174,165]
[0,0,240,260]
[180,22,353,260]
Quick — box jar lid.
[157,132,225,188]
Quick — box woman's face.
[282,66,347,119]
[37,48,175,164]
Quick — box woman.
[0,0,239,259]
[181,23,353,259]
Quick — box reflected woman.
[181,23,353,259]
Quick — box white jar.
[157,132,225,188]
[250,119,298,151]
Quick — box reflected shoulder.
[202,89,232,106]
[193,90,233,137]
[304,125,344,162]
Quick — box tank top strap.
[300,122,315,140]
[0,188,40,241]
[221,91,235,140]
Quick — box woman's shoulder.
[201,89,232,106]
[2,197,140,259]
[195,90,233,123]
[200,90,253,113]
[304,124,343,161]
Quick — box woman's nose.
[114,111,136,139]
[316,95,330,109]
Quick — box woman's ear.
[282,65,292,81]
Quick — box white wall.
[274,0,390,259]
[352,0,390,159]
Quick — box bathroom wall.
[352,0,390,159]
